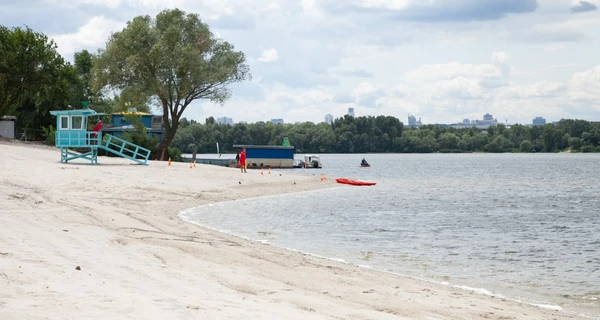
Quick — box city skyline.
[207,111,554,127]
[6,1,599,125]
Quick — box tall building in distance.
[533,117,546,125]
[216,116,233,125]
[270,118,284,124]
[324,114,333,124]
[407,114,422,127]
[450,113,498,129]
[475,113,498,126]
[347,107,355,117]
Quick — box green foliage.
[520,140,533,152]
[568,137,582,151]
[171,116,600,154]
[0,25,78,137]
[92,8,251,160]
[120,114,159,158]
[41,125,56,146]
[167,147,183,162]
[186,143,197,153]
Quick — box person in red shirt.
[239,148,247,173]
[91,120,103,134]
[90,120,103,144]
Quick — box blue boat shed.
[102,111,164,140]
[233,144,295,168]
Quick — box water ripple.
[182,153,600,316]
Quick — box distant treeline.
[171,116,600,154]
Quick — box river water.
[180,153,600,317]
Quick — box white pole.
[216,142,219,154]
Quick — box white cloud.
[544,43,571,51]
[51,16,125,59]
[492,51,511,64]
[257,47,279,63]
[300,0,324,17]
[353,0,412,10]
[4,0,600,124]
[352,82,387,107]
[568,65,600,103]
[406,63,503,82]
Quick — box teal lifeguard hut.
[49,109,151,165]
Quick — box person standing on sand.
[236,151,240,164]
[239,148,247,173]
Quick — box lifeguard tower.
[49,109,151,165]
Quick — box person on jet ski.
[361,158,369,166]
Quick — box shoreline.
[178,193,596,318]
[1,140,594,319]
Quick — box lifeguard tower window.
[71,116,83,130]
[60,116,69,130]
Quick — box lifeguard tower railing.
[50,109,151,165]
[55,131,151,165]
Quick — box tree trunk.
[156,128,177,161]
[155,100,184,160]
[156,102,177,161]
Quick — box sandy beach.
[0,140,590,320]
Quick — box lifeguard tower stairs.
[49,109,151,165]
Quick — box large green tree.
[0,26,75,125]
[92,8,250,160]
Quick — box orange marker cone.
[168,157,172,166]
[319,174,324,181]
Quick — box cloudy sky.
[2,0,600,125]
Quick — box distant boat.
[302,154,322,168]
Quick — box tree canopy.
[170,116,600,154]
[92,8,251,160]
[0,25,77,134]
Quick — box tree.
[439,132,459,150]
[92,8,250,160]
[520,140,533,152]
[71,50,93,107]
[568,137,582,150]
[0,25,77,135]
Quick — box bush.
[41,125,56,146]
[167,147,183,162]
[122,130,159,159]
[568,137,582,150]
[581,145,596,153]
[520,140,533,152]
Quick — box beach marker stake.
[261,168,264,175]
[320,174,324,181]
[324,173,327,181]
[193,160,196,168]
[268,167,271,175]
[168,157,171,166]
[190,161,193,169]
